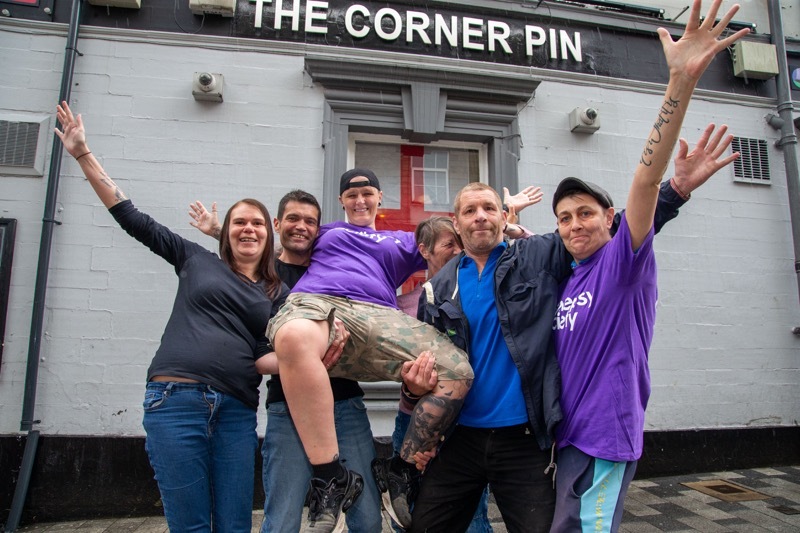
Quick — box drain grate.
[682,480,771,502]
[770,505,800,515]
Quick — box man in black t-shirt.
[265,190,384,532]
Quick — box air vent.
[1,121,39,168]
[0,114,49,177]
[731,136,770,184]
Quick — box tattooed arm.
[625,0,748,251]
[55,101,128,208]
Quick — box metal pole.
[4,431,40,531]
[767,0,800,325]
[6,0,84,530]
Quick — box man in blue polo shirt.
[412,1,746,530]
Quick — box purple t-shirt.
[292,221,426,309]
[553,213,657,462]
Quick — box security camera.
[192,72,224,102]
[197,72,215,89]
[583,108,598,123]
[569,107,600,134]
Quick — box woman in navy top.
[56,101,288,532]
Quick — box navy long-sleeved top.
[109,200,288,409]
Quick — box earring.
[378,202,382,207]
[342,206,345,210]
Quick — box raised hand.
[657,0,750,83]
[189,201,222,238]
[672,123,740,196]
[54,101,128,207]
[503,185,543,216]
[54,101,90,159]
[627,1,749,251]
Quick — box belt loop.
[164,381,175,396]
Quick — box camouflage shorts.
[266,293,473,382]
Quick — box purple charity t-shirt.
[553,213,658,462]
[291,220,427,309]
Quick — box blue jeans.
[393,412,493,533]
[142,381,258,533]
[261,397,382,532]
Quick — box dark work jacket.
[418,181,687,450]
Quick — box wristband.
[75,151,92,161]
[670,177,691,200]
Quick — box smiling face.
[275,200,320,260]
[227,202,269,267]
[555,192,614,262]
[339,177,382,229]
[452,186,506,259]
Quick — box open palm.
[54,101,89,159]
[658,0,750,82]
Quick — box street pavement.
[12,465,800,532]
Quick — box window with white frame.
[412,150,450,210]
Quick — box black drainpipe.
[767,0,800,328]
[5,0,84,530]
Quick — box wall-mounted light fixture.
[569,107,600,134]
[192,72,224,103]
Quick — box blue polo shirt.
[458,242,528,428]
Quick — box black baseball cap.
[340,168,381,195]
[552,177,614,214]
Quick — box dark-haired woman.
[56,101,288,532]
